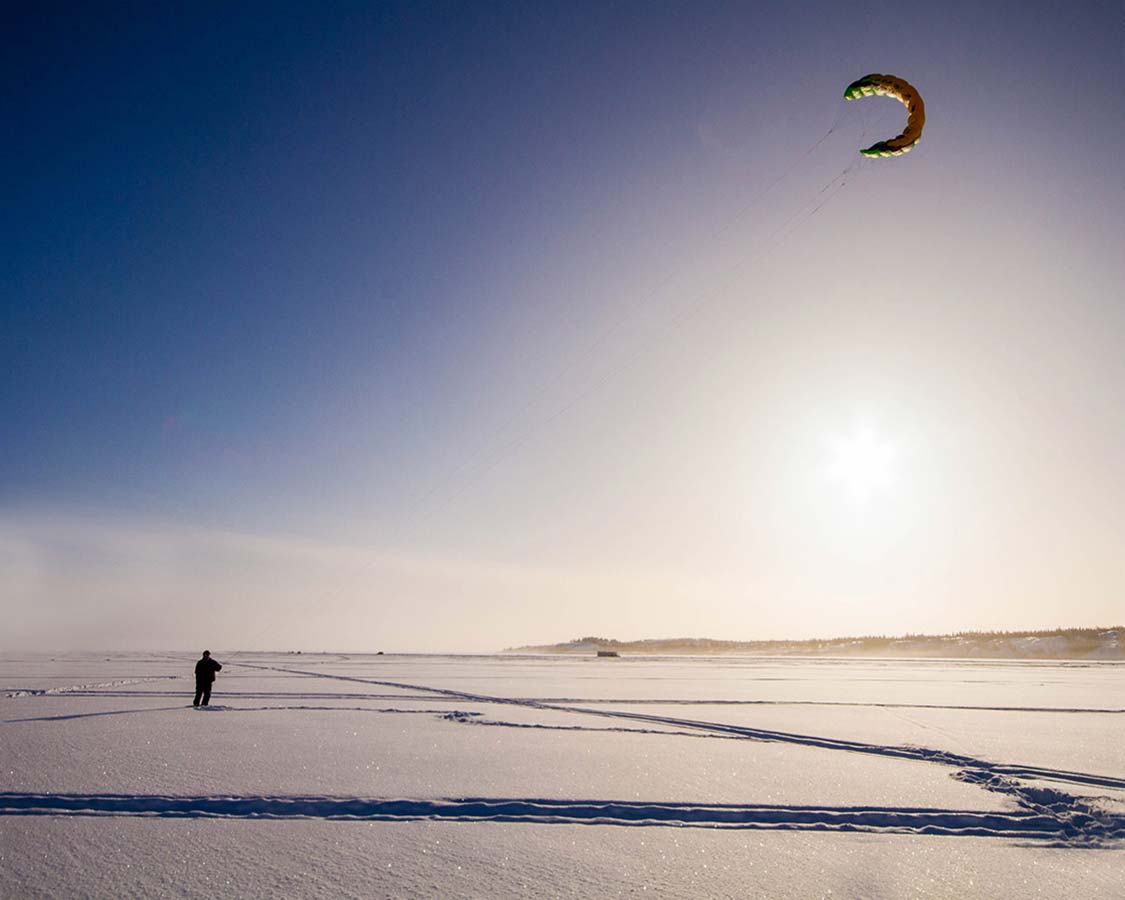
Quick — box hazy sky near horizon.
[4,1,1124,651]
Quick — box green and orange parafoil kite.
[844,74,925,157]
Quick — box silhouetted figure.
[193,650,222,707]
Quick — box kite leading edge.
[844,74,925,157]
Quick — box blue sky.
[4,2,1124,650]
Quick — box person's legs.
[201,684,211,706]
[194,684,204,707]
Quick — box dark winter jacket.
[194,657,222,684]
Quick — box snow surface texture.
[1,653,1121,898]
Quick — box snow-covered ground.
[1,653,1121,898]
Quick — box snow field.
[0,652,1121,898]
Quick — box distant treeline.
[507,627,1122,660]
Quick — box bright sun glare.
[826,428,898,503]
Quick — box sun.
[826,427,897,502]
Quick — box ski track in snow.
[3,706,476,724]
[2,791,1119,842]
[3,659,1121,846]
[17,688,1123,713]
[3,675,179,698]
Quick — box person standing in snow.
[193,650,222,707]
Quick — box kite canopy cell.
[844,74,925,157]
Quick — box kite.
[844,74,925,157]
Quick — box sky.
[3,1,1124,651]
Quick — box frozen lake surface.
[1,652,1122,898]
